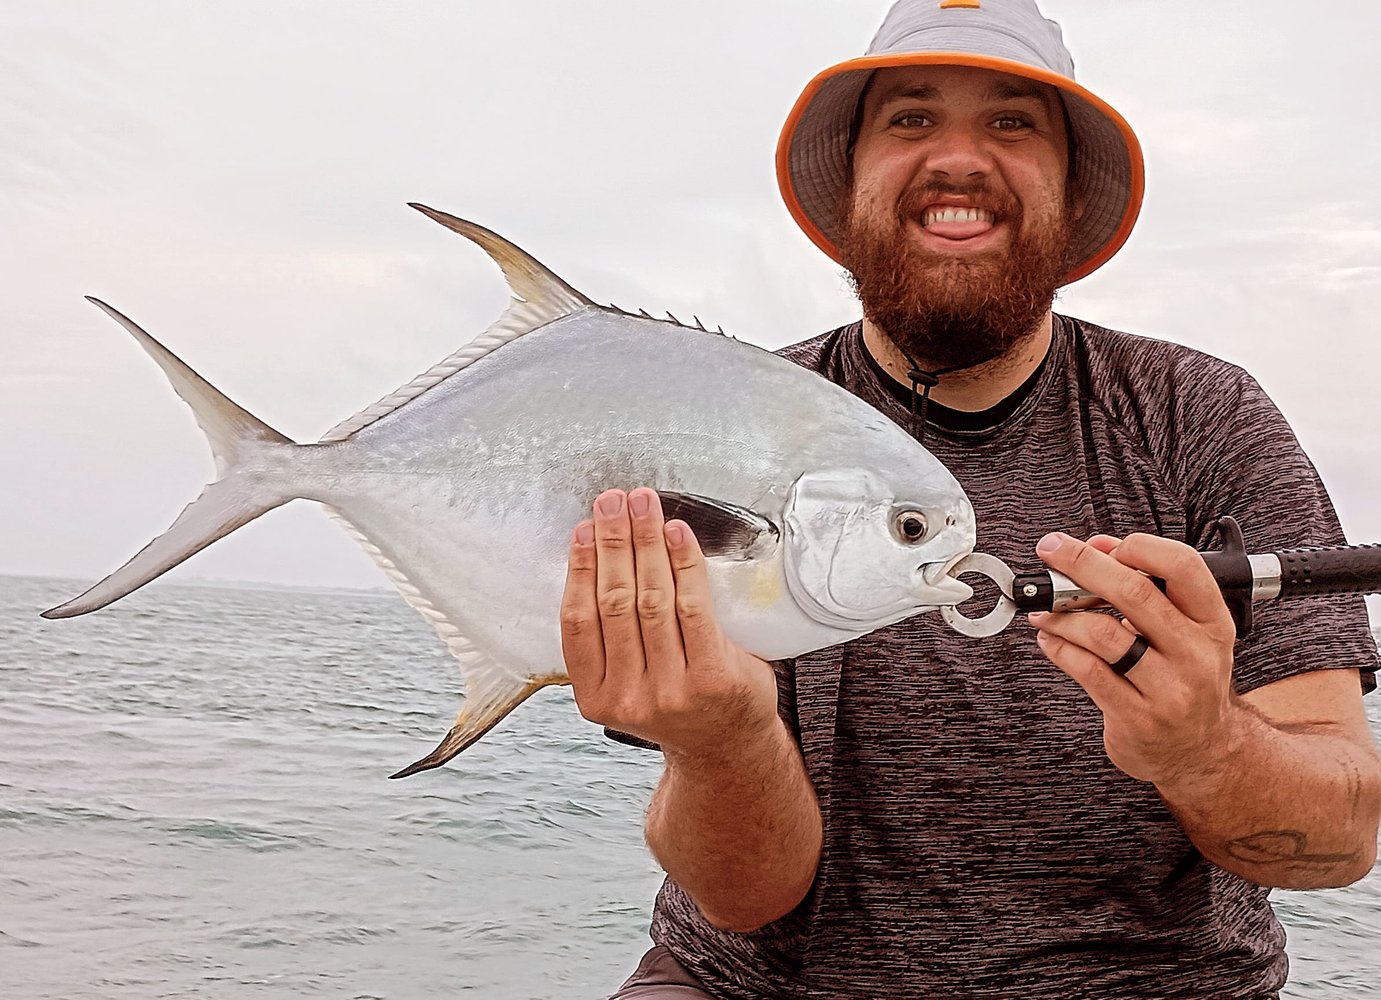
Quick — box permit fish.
[45,204,977,777]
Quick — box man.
[559,1,1381,997]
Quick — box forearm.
[560,491,823,929]
[647,717,822,932]
[1158,700,1381,888]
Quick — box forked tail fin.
[42,299,298,619]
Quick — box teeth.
[923,207,993,227]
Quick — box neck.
[861,312,1054,412]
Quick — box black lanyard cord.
[902,352,964,444]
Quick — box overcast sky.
[4,0,1380,600]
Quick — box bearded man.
[559,2,1381,997]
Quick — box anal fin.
[390,676,561,779]
[322,505,563,777]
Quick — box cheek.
[847,174,912,236]
[852,144,923,203]
[997,179,1065,237]
[831,538,914,596]
[1005,154,1071,216]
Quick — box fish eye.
[895,511,929,543]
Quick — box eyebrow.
[986,81,1047,103]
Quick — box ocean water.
[3,575,1378,999]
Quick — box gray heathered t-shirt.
[649,315,1379,999]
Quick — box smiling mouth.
[920,206,998,241]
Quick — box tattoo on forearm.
[1225,830,1359,868]
[1346,758,1364,812]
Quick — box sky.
[4,0,1380,599]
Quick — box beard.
[839,181,1074,371]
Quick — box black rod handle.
[1276,544,1381,599]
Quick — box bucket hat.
[776,0,1144,285]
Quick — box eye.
[993,114,1034,132]
[895,511,929,543]
[890,111,934,129]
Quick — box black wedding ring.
[1109,635,1150,675]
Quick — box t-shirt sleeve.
[1183,369,1377,695]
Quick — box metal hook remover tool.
[940,516,1381,640]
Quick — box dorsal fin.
[607,301,729,338]
[320,205,596,443]
[408,204,593,313]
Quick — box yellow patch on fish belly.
[745,564,784,610]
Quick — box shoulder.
[1063,315,1258,412]
[1060,315,1339,548]
[773,324,857,377]
[1059,315,1278,451]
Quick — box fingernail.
[1027,612,1049,627]
[1036,631,1051,648]
[664,522,684,546]
[628,491,650,518]
[575,521,594,545]
[597,492,623,517]
[1036,532,1068,556]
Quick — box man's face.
[840,64,1077,370]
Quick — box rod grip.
[1276,544,1381,598]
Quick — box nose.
[923,123,994,181]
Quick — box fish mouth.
[919,553,974,606]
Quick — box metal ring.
[1108,634,1150,676]
[937,552,1017,639]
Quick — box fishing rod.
[942,516,1381,640]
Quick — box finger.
[1109,533,1235,634]
[1030,610,1151,684]
[1087,534,1122,555]
[1036,532,1186,653]
[560,520,606,695]
[1033,622,1143,717]
[593,490,647,684]
[627,488,687,676]
[664,520,723,677]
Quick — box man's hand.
[1029,530,1381,888]
[1027,531,1240,788]
[561,487,822,928]
[560,487,780,759]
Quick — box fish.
[43,204,977,777]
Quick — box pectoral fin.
[656,492,779,560]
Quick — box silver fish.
[44,204,976,777]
